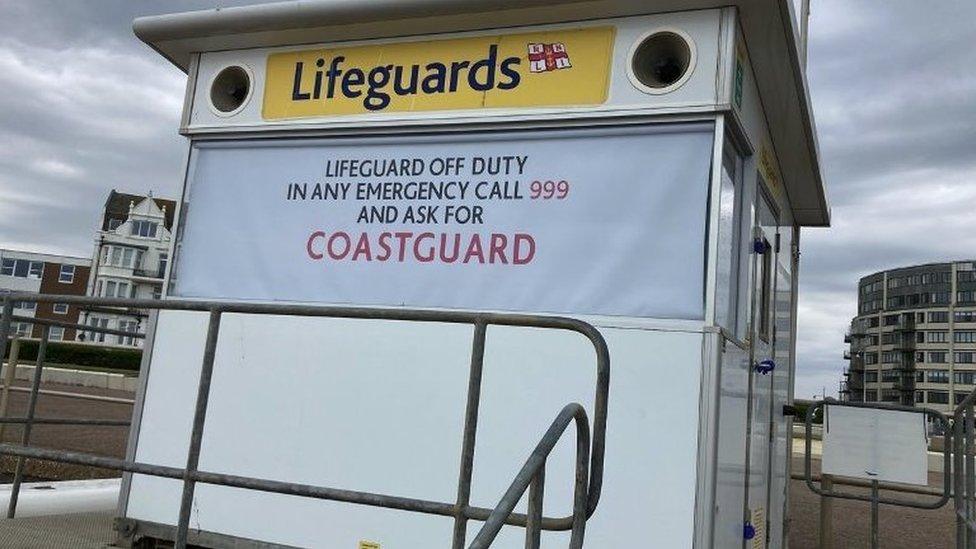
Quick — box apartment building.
[0,249,92,341]
[79,190,176,347]
[841,260,976,415]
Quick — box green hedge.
[793,401,824,424]
[4,340,142,372]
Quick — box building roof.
[0,248,91,266]
[102,189,176,232]
[133,0,829,227]
[858,260,976,283]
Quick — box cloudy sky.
[1,1,974,398]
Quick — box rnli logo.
[527,43,572,73]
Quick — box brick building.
[0,249,92,341]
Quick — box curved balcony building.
[841,260,976,413]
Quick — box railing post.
[819,474,833,549]
[452,320,487,549]
[957,412,966,548]
[0,298,12,392]
[968,406,976,549]
[7,325,49,518]
[524,466,545,549]
[175,310,222,549]
[870,480,879,549]
[0,336,20,441]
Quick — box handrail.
[0,292,610,548]
[470,403,591,549]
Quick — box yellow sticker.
[358,541,381,549]
[751,507,766,549]
[263,27,615,119]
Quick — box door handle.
[755,359,776,375]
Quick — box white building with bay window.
[81,190,176,347]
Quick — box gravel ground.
[788,457,954,548]
[0,379,133,481]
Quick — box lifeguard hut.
[113,0,829,547]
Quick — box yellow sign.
[358,541,380,549]
[759,143,782,196]
[263,27,615,119]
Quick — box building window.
[929,351,948,363]
[101,280,132,298]
[955,372,975,385]
[956,392,971,405]
[915,351,925,363]
[108,218,123,231]
[881,389,900,402]
[48,326,64,341]
[933,292,951,304]
[865,353,879,365]
[916,371,925,382]
[884,315,899,326]
[865,390,878,402]
[956,352,975,364]
[930,311,949,323]
[117,320,140,346]
[881,369,899,382]
[130,220,158,238]
[13,301,36,312]
[58,264,75,283]
[53,303,69,315]
[928,370,950,383]
[103,246,144,268]
[865,371,878,383]
[955,331,976,344]
[12,322,32,337]
[960,271,976,283]
[85,317,109,343]
[916,391,926,403]
[929,391,949,404]
[959,291,976,304]
[158,253,168,278]
[928,331,949,343]
[1,259,43,279]
[956,311,976,323]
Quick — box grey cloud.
[795,0,976,398]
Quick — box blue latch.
[755,359,776,375]
[744,521,756,540]
[753,238,768,254]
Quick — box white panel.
[713,342,750,548]
[126,313,704,548]
[821,406,928,486]
[173,124,713,320]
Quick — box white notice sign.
[821,405,929,486]
[173,123,713,318]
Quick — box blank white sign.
[821,405,928,486]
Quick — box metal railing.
[803,398,952,549]
[0,293,610,549]
[954,387,976,548]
